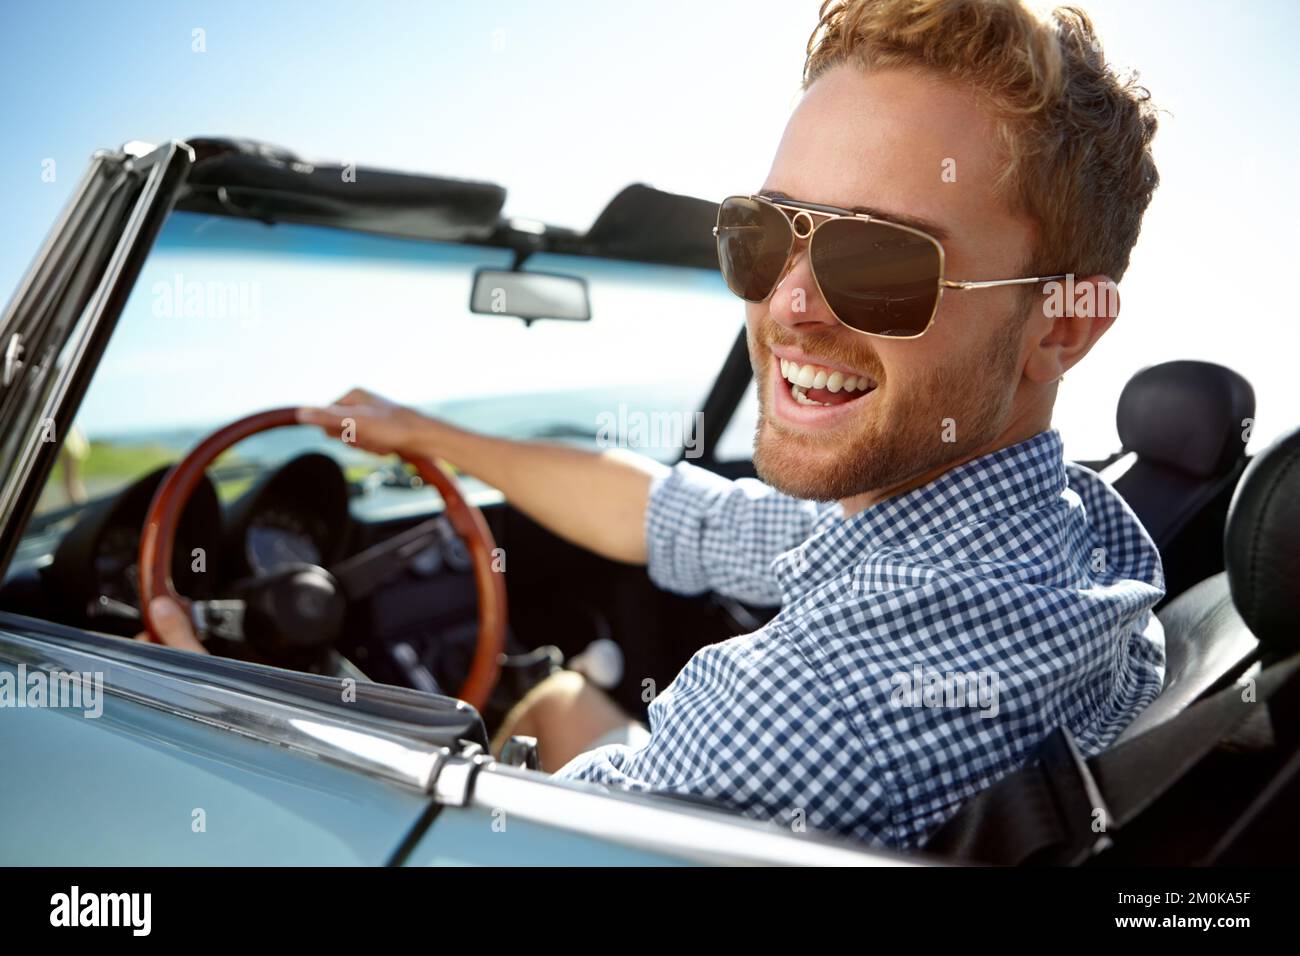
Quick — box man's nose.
[767,246,839,333]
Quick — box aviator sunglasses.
[714,194,1068,339]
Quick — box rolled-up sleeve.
[644,461,823,606]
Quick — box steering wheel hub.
[233,563,346,659]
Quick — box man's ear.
[1023,274,1120,384]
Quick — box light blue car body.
[0,655,686,866]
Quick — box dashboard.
[0,453,471,643]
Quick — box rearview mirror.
[469,269,591,322]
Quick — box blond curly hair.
[804,0,1159,280]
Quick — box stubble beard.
[750,314,1025,502]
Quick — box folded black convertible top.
[178,137,507,243]
[171,137,719,270]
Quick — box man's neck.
[837,406,1052,518]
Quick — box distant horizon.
[74,380,704,446]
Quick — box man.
[147,0,1165,849]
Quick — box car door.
[0,618,445,865]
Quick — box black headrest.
[1117,361,1254,478]
[1226,425,1300,654]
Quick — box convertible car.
[0,139,1295,866]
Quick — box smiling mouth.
[778,358,878,407]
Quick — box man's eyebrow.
[758,189,951,242]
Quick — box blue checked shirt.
[554,430,1166,849]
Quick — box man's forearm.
[412,420,669,565]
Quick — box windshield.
[33,211,741,522]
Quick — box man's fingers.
[299,389,391,433]
[148,596,208,655]
[297,405,337,429]
[297,404,355,433]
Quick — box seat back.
[1223,423,1300,664]
[1117,573,1256,742]
[1105,360,1254,600]
[1120,423,1300,740]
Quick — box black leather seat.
[1117,423,1300,742]
[1103,360,1255,602]
[1116,573,1255,741]
[927,429,1299,861]
[1224,425,1300,661]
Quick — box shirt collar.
[772,429,1066,597]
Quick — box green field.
[36,438,399,518]
[36,441,254,516]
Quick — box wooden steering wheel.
[138,407,506,712]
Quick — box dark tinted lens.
[715,197,793,302]
[811,218,941,336]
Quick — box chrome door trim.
[464,761,919,867]
[0,627,449,792]
[0,142,193,571]
[0,153,109,344]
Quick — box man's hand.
[298,388,434,458]
[134,596,208,654]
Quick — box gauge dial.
[93,524,140,605]
[246,507,323,575]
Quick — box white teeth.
[790,384,831,406]
[778,357,875,396]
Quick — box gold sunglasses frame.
[713,194,1069,339]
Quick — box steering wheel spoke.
[190,598,247,642]
[330,517,444,600]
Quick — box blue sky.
[2,0,1298,455]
